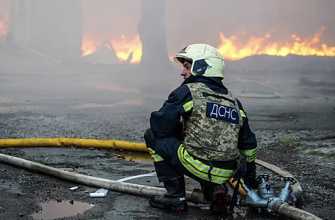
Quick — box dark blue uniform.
[144,76,257,193]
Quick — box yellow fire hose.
[0,138,321,219]
[0,138,148,152]
[0,138,304,197]
[0,138,300,194]
[0,138,247,192]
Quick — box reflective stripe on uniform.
[183,100,193,112]
[240,110,246,118]
[239,148,257,162]
[148,148,164,162]
[177,145,234,184]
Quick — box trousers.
[144,129,237,187]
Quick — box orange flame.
[111,34,142,64]
[81,36,100,57]
[216,27,335,60]
[81,34,142,64]
[82,27,335,63]
[0,11,9,38]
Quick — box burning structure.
[0,0,334,73]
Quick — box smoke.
[1,0,334,64]
[165,0,335,54]
[0,0,334,114]
[81,0,335,56]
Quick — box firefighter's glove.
[243,161,259,189]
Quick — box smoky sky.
[0,0,334,55]
[82,0,335,54]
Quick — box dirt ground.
[0,67,334,220]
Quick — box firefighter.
[144,43,258,214]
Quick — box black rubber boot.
[149,177,188,212]
[210,184,230,215]
[201,183,215,202]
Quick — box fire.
[82,27,335,64]
[0,11,9,38]
[81,36,100,57]
[216,27,335,60]
[111,34,142,64]
[81,34,142,64]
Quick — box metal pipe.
[241,184,322,220]
[277,182,292,203]
[241,184,268,208]
[255,159,303,202]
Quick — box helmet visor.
[173,55,193,65]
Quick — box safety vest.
[183,82,243,161]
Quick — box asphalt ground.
[0,69,334,219]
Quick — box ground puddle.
[33,200,93,220]
[117,151,152,164]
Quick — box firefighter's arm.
[237,109,257,163]
[150,85,192,138]
[237,101,258,189]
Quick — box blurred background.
[0,0,334,114]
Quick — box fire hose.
[0,138,322,220]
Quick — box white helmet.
[174,43,225,78]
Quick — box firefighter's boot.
[149,177,188,212]
[210,184,230,214]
